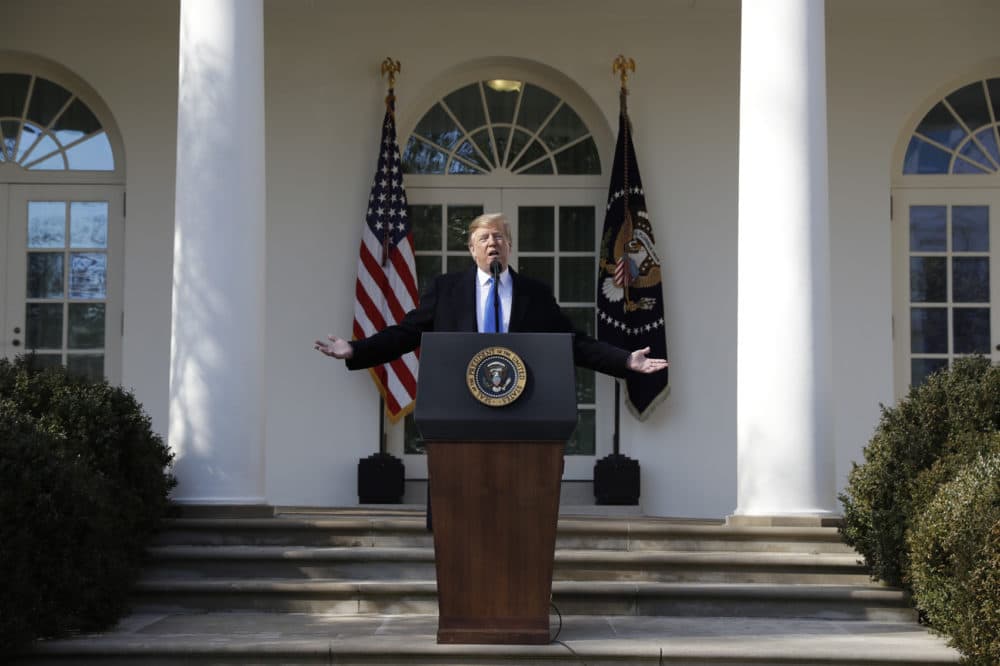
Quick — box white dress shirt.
[476,267,512,333]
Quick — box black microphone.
[489,259,502,333]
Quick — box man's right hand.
[314,335,353,360]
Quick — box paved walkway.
[23,611,960,664]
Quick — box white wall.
[8,0,1000,517]
[262,0,742,513]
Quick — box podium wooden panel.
[427,439,563,645]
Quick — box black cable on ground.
[550,601,586,665]
[550,600,563,642]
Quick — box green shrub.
[0,402,112,650]
[839,356,1000,586]
[908,451,1000,665]
[0,356,175,654]
[967,521,1000,664]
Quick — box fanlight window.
[904,78,1000,175]
[0,73,114,171]
[403,80,600,175]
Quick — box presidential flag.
[596,91,669,420]
[352,91,419,422]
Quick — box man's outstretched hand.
[627,347,669,374]
[314,335,354,360]
[316,337,666,372]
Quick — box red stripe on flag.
[352,320,410,417]
[388,356,417,397]
[353,252,418,417]
[615,256,632,288]
[359,244,408,325]
[375,365,402,415]
[355,278,388,333]
[389,237,419,303]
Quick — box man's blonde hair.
[467,213,511,246]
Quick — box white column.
[169,0,267,505]
[734,0,836,522]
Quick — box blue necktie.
[484,277,501,333]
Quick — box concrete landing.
[17,611,960,665]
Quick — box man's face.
[468,222,510,273]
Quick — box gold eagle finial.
[380,57,401,88]
[612,55,636,92]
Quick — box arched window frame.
[397,58,613,190]
[0,51,125,185]
[895,62,1000,188]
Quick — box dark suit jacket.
[347,266,630,378]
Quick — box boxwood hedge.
[0,356,175,654]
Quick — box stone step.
[13,613,958,666]
[144,545,870,584]
[132,579,916,622]
[14,509,948,665]
[154,515,855,554]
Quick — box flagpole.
[610,55,633,460]
[613,382,621,456]
[377,57,400,458]
[356,57,408,504]
[377,58,399,461]
[593,55,641,505]
[380,58,400,267]
[378,397,387,455]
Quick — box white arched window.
[0,56,124,383]
[0,73,116,172]
[893,75,1000,394]
[389,64,613,482]
[903,78,1000,175]
[402,79,600,176]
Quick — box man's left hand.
[627,347,669,374]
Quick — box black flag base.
[358,452,405,504]
[593,453,640,505]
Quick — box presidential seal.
[466,346,528,407]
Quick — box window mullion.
[45,94,77,134]
[12,76,36,159]
[14,123,43,164]
[508,101,564,169]
[439,101,493,170]
[513,154,554,175]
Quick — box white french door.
[386,188,500,478]
[389,187,609,481]
[502,188,610,479]
[892,187,1000,397]
[2,184,124,382]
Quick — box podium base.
[438,620,549,645]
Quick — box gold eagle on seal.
[599,208,661,312]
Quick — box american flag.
[352,92,419,422]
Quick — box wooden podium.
[415,332,578,645]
